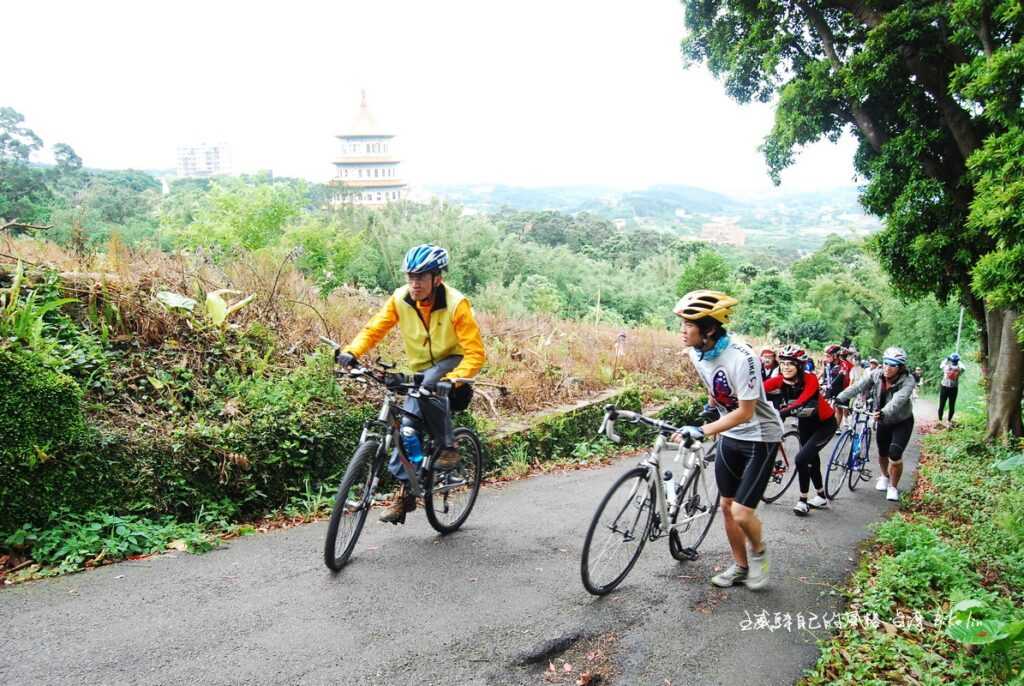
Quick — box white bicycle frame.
[600,409,715,540]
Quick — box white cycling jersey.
[689,340,784,443]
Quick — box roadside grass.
[800,412,1024,685]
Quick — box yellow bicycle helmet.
[673,290,738,325]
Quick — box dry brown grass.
[2,236,699,417]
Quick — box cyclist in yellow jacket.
[338,244,486,523]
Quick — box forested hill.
[425,183,880,249]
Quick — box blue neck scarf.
[698,335,731,362]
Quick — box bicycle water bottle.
[401,426,424,465]
[851,433,861,459]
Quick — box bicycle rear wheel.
[850,427,873,489]
[424,427,483,534]
[324,440,381,571]
[762,429,800,503]
[581,467,654,596]
[669,465,720,561]
[847,428,870,491]
[824,432,852,500]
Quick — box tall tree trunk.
[985,307,1024,439]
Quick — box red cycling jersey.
[764,372,835,422]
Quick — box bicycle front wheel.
[669,465,720,561]
[424,427,483,534]
[824,432,852,500]
[581,467,654,596]
[762,429,801,504]
[324,440,381,571]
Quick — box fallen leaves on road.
[540,632,618,684]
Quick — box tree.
[0,107,53,223]
[676,249,736,297]
[169,179,305,253]
[739,270,795,336]
[52,143,82,173]
[681,0,1024,438]
[0,107,42,162]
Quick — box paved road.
[1,403,935,686]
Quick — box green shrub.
[0,347,86,466]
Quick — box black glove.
[337,351,357,369]
[779,406,792,419]
[678,426,705,442]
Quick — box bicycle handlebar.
[320,338,475,393]
[598,405,700,448]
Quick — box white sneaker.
[886,486,900,502]
[875,476,890,491]
[711,563,748,588]
[808,494,829,509]
[793,500,810,516]
[746,548,769,590]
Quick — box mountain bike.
[580,405,720,596]
[824,403,874,499]
[321,341,483,571]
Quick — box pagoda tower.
[331,91,406,206]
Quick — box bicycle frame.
[845,407,875,468]
[600,407,712,540]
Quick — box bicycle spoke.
[581,469,653,595]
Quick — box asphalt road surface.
[1,402,935,686]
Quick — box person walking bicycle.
[763,345,837,516]
[672,290,783,590]
[836,347,916,503]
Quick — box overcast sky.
[4,0,860,195]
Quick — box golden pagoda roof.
[338,90,394,138]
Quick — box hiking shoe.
[808,494,829,509]
[793,500,810,517]
[379,486,416,524]
[434,447,461,471]
[746,548,769,590]
[711,563,748,588]
[875,476,890,491]
[886,486,900,502]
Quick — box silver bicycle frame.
[601,411,714,540]
[641,435,713,538]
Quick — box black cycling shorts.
[714,436,777,509]
[877,415,914,462]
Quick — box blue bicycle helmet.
[402,244,449,274]
[882,346,908,367]
[950,353,960,364]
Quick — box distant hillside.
[425,183,881,249]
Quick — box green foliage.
[168,178,305,253]
[0,348,86,469]
[5,511,218,575]
[681,0,1024,431]
[864,518,977,617]
[735,270,793,336]
[676,249,735,297]
[802,411,1024,684]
